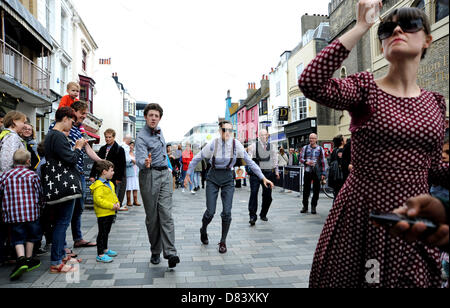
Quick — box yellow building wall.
[19,0,38,17]
[287,40,318,120]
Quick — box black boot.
[300,205,308,213]
[200,228,209,245]
[221,222,231,244]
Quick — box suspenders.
[211,138,236,170]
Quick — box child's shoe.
[26,257,41,272]
[104,249,118,257]
[10,257,28,280]
[96,254,113,263]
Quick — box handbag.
[41,158,82,205]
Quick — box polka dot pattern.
[298,40,449,288]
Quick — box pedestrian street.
[0,187,333,288]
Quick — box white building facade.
[268,51,290,149]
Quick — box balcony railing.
[0,38,50,98]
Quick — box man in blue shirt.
[299,133,327,214]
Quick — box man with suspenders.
[248,129,279,226]
[184,121,274,253]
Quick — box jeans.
[180,170,187,187]
[71,175,85,242]
[10,221,42,246]
[193,172,201,189]
[51,199,76,266]
[116,176,127,205]
[97,215,115,256]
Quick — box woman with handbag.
[43,107,86,273]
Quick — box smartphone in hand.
[369,212,438,238]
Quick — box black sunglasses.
[221,128,233,133]
[377,18,424,41]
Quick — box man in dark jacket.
[90,128,127,211]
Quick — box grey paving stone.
[87,274,114,280]
[236,279,273,287]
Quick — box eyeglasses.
[221,128,233,133]
[377,18,424,41]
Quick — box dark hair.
[144,103,163,118]
[55,107,76,122]
[379,7,431,59]
[219,120,232,128]
[71,100,89,112]
[332,135,344,148]
[96,160,115,176]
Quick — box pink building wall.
[236,106,259,145]
[247,105,259,142]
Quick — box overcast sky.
[72,0,330,142]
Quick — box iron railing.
[0,38,50,97]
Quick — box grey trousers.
[139,168,177,258]
[203,169,234,226]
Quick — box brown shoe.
[218,242,227,254]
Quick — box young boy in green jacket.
[90,160,120,263]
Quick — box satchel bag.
[41,158,82,205]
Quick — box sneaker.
[182,188,185,193]
[104,249,118,257]
[190,190,196,194]
[26,258,41,272]
[118,206,129,212]
[249,219,256,226]
[10,257,28,280]
[260,216,268,222]
[96,255,113,263]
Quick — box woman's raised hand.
[356,0,382,30]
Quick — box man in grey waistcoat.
[135,103,179,268]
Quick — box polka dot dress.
[299,40,448,288]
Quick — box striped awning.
[0,0,52,51]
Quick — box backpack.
[328,159,344,188]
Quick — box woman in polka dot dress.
[299,1,448,288]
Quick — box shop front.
[284,117,317,150]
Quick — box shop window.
[413,0,425,10]
[435,0,449,22]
